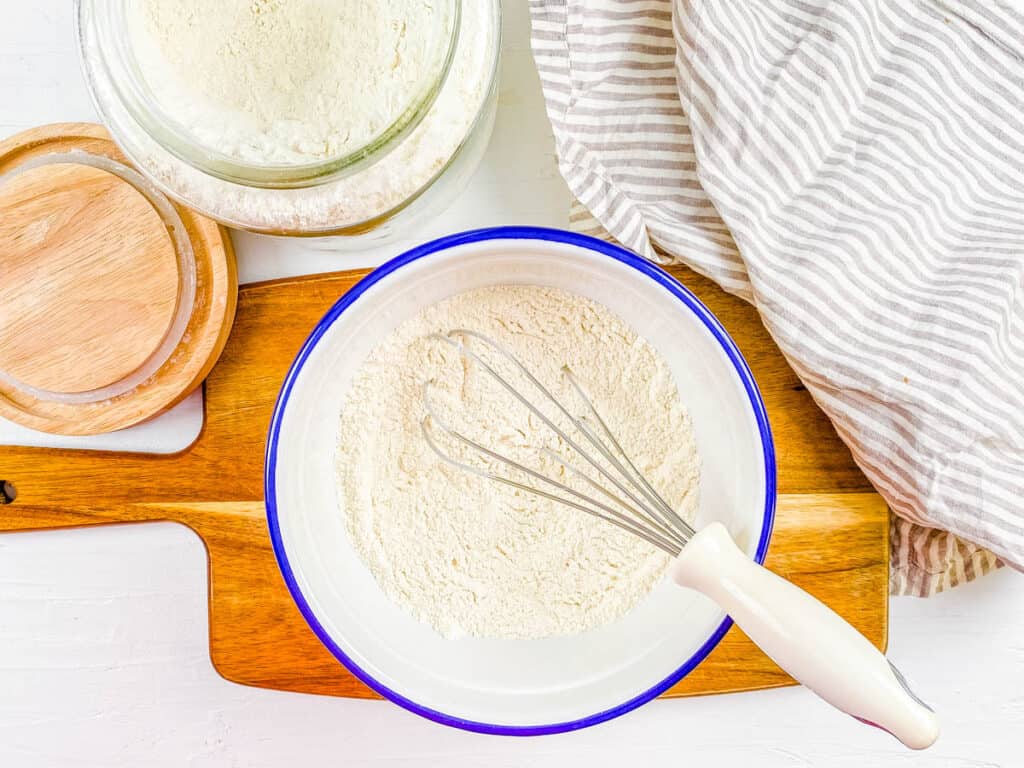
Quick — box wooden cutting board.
[0,264,888,699]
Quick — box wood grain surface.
[0,161,179,394]
[0,263,888,699]
[0,123,237,435]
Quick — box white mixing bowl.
[265,227,776,734]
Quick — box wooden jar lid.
[0,123,237,435]
[0,161,180,395]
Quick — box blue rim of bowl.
[265,225,777,736]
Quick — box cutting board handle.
[0,439,197,531]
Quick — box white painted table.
[1,3,1021,766]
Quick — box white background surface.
[1,2,1021,766]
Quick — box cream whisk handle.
[670,522,939,750]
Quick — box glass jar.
[76,0,501,240]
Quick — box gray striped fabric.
[530,0,1023,595]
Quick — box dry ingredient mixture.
[130,0,442,164]
[335,286,701,640]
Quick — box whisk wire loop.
[563,369,696,540]
[421,330,693,556]
[421,406,680,555]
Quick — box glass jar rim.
[80,0,461,190]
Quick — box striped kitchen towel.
[530,0,1024,595]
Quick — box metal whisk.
[422,329,695,556]
[420,329,938,751]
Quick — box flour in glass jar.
[130,0,447,164]
[335,285,701,640]
[91,0,497,231]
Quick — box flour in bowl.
[335,286,700,639]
